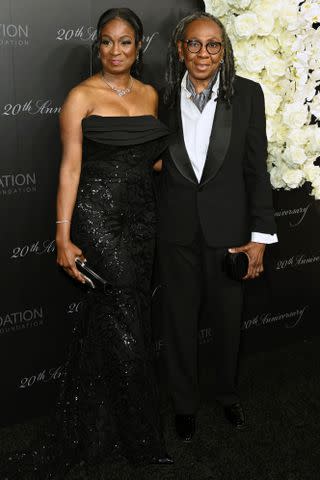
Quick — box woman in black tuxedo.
[156,11,277,441]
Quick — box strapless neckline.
[81,114,169,147]
[82,114,156,122]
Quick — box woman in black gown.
[3,8,171,479]
[55,7,171,467]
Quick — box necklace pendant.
[101,72,133,97]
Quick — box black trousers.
[158,231,243,414]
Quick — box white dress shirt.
[180,71,278,245]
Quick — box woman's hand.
[56,240,86,284]
[153,159,162,172]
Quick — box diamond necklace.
[101,72,133,97]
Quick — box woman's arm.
[56,88,88,283]
[147,86,163,172]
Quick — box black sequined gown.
[3,115,169,478]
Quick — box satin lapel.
[168,101,198,185]
[200,99,233,186]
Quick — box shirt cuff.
[251,232,278,244]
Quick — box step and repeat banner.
[1,0,320,426]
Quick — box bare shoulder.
[135,80,158,113]
[140,82,158,100]
[61,85,86,114]
[61,75,101,116]
[62,75,99,111]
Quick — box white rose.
[233,12,259,38]
[270,165,287,189]
[255,11,275,36]
[251,0,275,13]
[306,84,317,103]
[267,148,286,176]
[262,86,282,116]
[286,128,309,147]
[310,94,320,120]
[275,78,293,96]
[292,30,319,55]
[204,0,229,17]
[309,70,320,84]
[266,120,278,142]
[305,125,320,154]
[251,0,274,14]
[242,45,267,73]
[283,145,307,167]
[290,66,309,86]
[234,44,263,80]
[276,0,299,31]
[282,168,305,189]
[277,30,295,50]
[268,143,283,162]
[309,55,320,71]
[238,70,261,83]
[282,102,309,128]
[303,163,320,183]
[296,83,316,103]
[307,29,320,56]
[294,51,309,68]
[291,34,307,54]
[233,40,249,62]
[267,119,288,143]
[227,0,252,9]
[274,124,289,145]
[265,57,287,81]
[266,119,278,142]
[262,36,279,52]
[300,2,320,24]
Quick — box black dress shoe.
[224,403,246,430]
[175,414,195,442]
[151,454,174,465]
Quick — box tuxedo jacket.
[157,75,277,247]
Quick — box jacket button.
[198,186,203,192]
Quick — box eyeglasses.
[183,39,223,55]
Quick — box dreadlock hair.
[164,11,235,108]
[92,8,143,78]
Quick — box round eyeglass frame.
[183,39,223,55]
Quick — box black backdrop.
[1,0,320,427]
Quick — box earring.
[97,52,100,59]
[179,57,184,63]
[220,59,224,64]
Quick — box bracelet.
[56,220,70,224]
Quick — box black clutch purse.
[223,252,248,281]
[75,258,111,292]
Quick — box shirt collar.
[181,70,220,100]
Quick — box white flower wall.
[204,0,320,198]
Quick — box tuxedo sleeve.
[244,82,277,235]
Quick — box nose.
[198,43,209,57]
[110,41,121,55]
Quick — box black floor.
[1,337,320,480]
